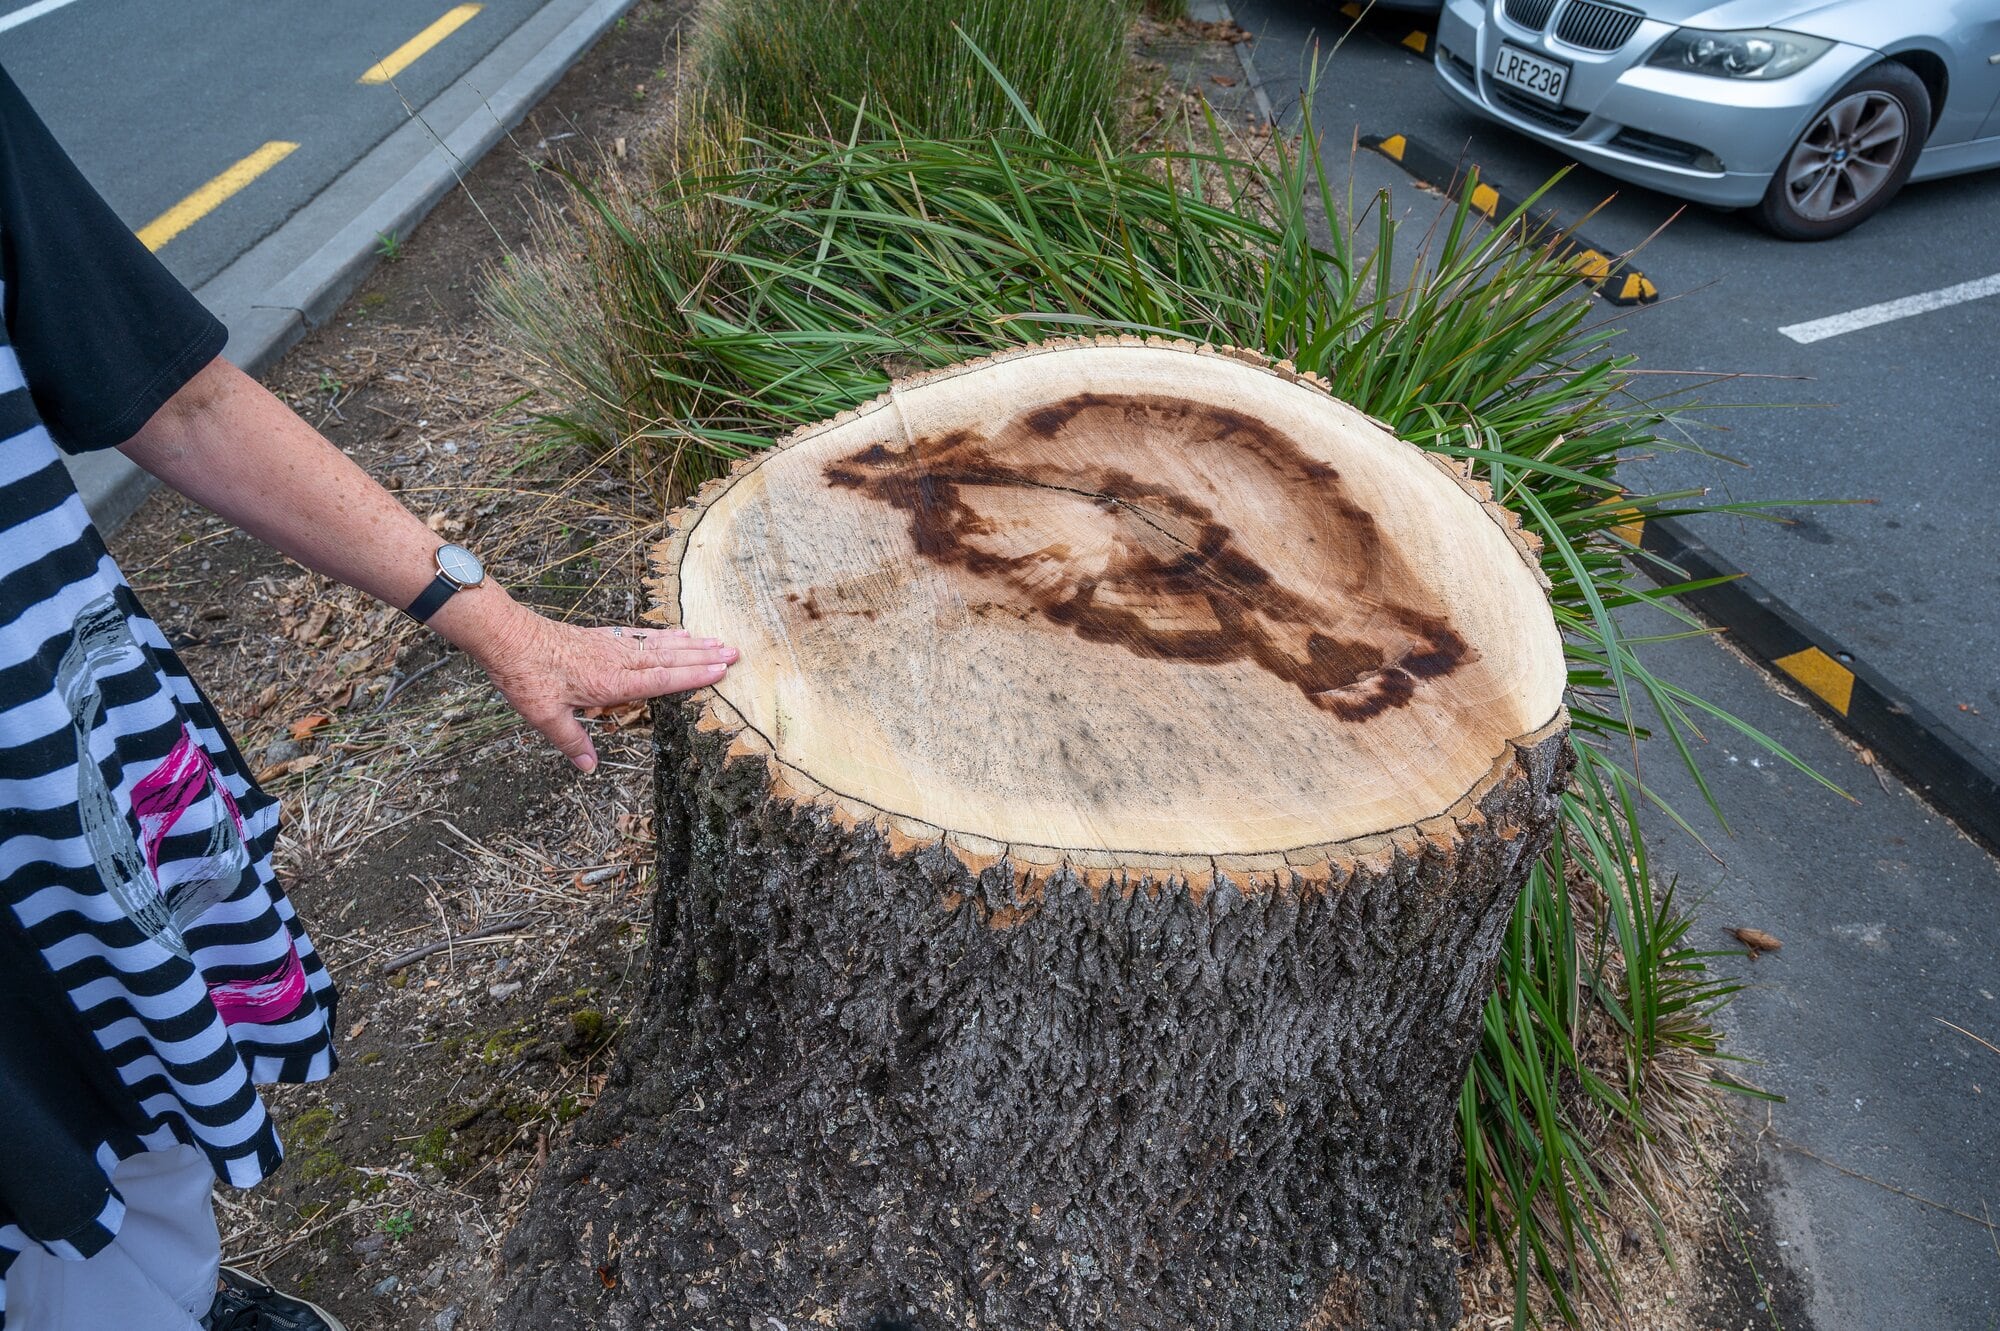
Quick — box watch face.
[437,544,485,588]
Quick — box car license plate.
[1491,43,1570,107]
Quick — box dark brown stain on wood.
[784,589,874,623]
[824,392,1474,719]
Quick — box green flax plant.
[694,0,1146,152]
[491,81,1827,1321]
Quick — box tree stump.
[497,340,1570,1331]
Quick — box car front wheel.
[1756,62,1930,241]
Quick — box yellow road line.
[358,4,483,85]
[136,141,299,252]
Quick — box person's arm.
[120,355,736,773]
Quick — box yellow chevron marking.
[1401,29,1429,53]
[1469,183,1500,218]
[1571,248,1612,281]
[1377,133,1407,161]
[1619,271,1659,301]
[1774,647,1855,717]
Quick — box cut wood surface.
[655,338,1565,865]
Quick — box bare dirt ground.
[104,4,1801,1328]
[108,4,694,1328]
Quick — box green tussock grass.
[693,0,1147,151]
[490,43,1822,1326]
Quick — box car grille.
[1492,86,1588,134]
[1503,0,1558,31]
[1554,1,1643,51]
[1504,0,1560,29]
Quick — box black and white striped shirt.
[0,66,334,1317]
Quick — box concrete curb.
[1637,517,2000,855]
[1187,0,1277,125]
[1359,129,1660,305]
[71,0,640,532]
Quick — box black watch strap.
[405,572,458,624]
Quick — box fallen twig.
[380,916,532,974]
[377,655,453,710]
[1773,1133,1998,1234]
[1936,1017,2000,1059]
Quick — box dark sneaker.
[203,1265,349,1331]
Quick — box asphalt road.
[1223,4,2000,1325]
[1621,603,2000,1331]
[1232,0,2000,773]
[0,0,569,291]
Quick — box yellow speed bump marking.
[1339,2,1364,16]
[137,141,299,252]
[1608,510,1645,548]
[1774,647,1855,716]
[359,3,483,85]
[1400,29,1429,54]
[1468,182,1499,218]
[1376,133,1407,162]
[1570,248,1612,281]
[1618,272,1659,302]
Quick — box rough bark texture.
[498,340,1571,1329]
[495,707,1571,1331]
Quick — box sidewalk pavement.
[66,0,639,532]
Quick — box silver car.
[1433,0,2000,238]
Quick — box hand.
[467,608,738,773]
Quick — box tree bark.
[497,340,1571,1331]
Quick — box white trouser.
[7,1145,219,1331]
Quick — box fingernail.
[709,662,728,675]
[573,752,598,773]
[720,647,739,661]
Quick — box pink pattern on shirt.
[131,729,245,880]
[128,728,302,1023]
[207,936,308,1026]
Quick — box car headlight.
[1646,28,1832,80]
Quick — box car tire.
[1755,61,1931,241]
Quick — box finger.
[625,660,733,699]
[608,628,723,667]
[531,706,599,774]
[600,625,712,648]
[635,644,738,671]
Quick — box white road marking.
[1779,272,2000,344]
[0,0,88,36]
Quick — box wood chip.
[297,603,334,644]
[1733,927,1783,957]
